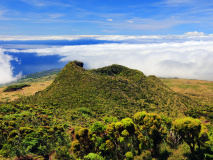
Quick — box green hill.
[18,61,201,119]
[2,61,212,159]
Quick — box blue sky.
[1,0,213,35]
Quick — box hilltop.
[17,61,201,119]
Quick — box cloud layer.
[1,32,213,41]
[6,34,213,81]
[0,48,21,84]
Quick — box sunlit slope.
[162,78,213,106]
[20,61,201,118]
[0,81,52,102]
[0,70,60,102]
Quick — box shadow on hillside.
[184,149,213,160]
[157,150,171,160]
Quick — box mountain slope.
[19,61,201,118]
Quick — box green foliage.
[161,114,172,130]
[16,61,202,120]
[0,103,70,159]
[125,151,133,160]
[121,118,135,135]
[174,117,205,153]
[71,140,80,156]
[134,150,152,160]
[3,84,31,92]
[90,121,106,134]
[134,112,167,157]
[77,107,95,117]
[70,112,172,159]
[184,106,213,121]
[103,116,118,124]
[121,129,129,137]
[105,140,115,151]
[84,153,105,160]
[76,128,89,138]
[1,61,212,159]
[204,143,213,159]
[133,111,147,125]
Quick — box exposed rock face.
[74,60,84,67]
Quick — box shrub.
[121,129,129,137]
[71,140,80,153]
[105,140,115,151]
[134,150,152,160]
[134,112,167,157]
[76,128,89,139]
[103,116,118,124]
[77,107,95,117]
[121,118,135,135]
[115,122,124,132]
[174,117,202,153]
[161,115,172,130]
[133,111,147,125]
[90,121,106,135]
[125,151,133,160]
[84,153,104,160]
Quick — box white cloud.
[184,31,205,36]
[0,48,21,84]
[7,36,213,81]
[107,19,113,21]
[102,18,199,31]
[1,32,212,41]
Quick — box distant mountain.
[21,68,61,79]
[18,61,201,119]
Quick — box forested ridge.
[0,61,213,159]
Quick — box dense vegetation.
[3,84,31,92]
[0,61,213,159]
[17,61,204,119]
[0,103,71,159]
[0,103,212,159]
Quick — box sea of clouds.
[1,32,213,84]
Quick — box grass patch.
[161,79,213,106]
